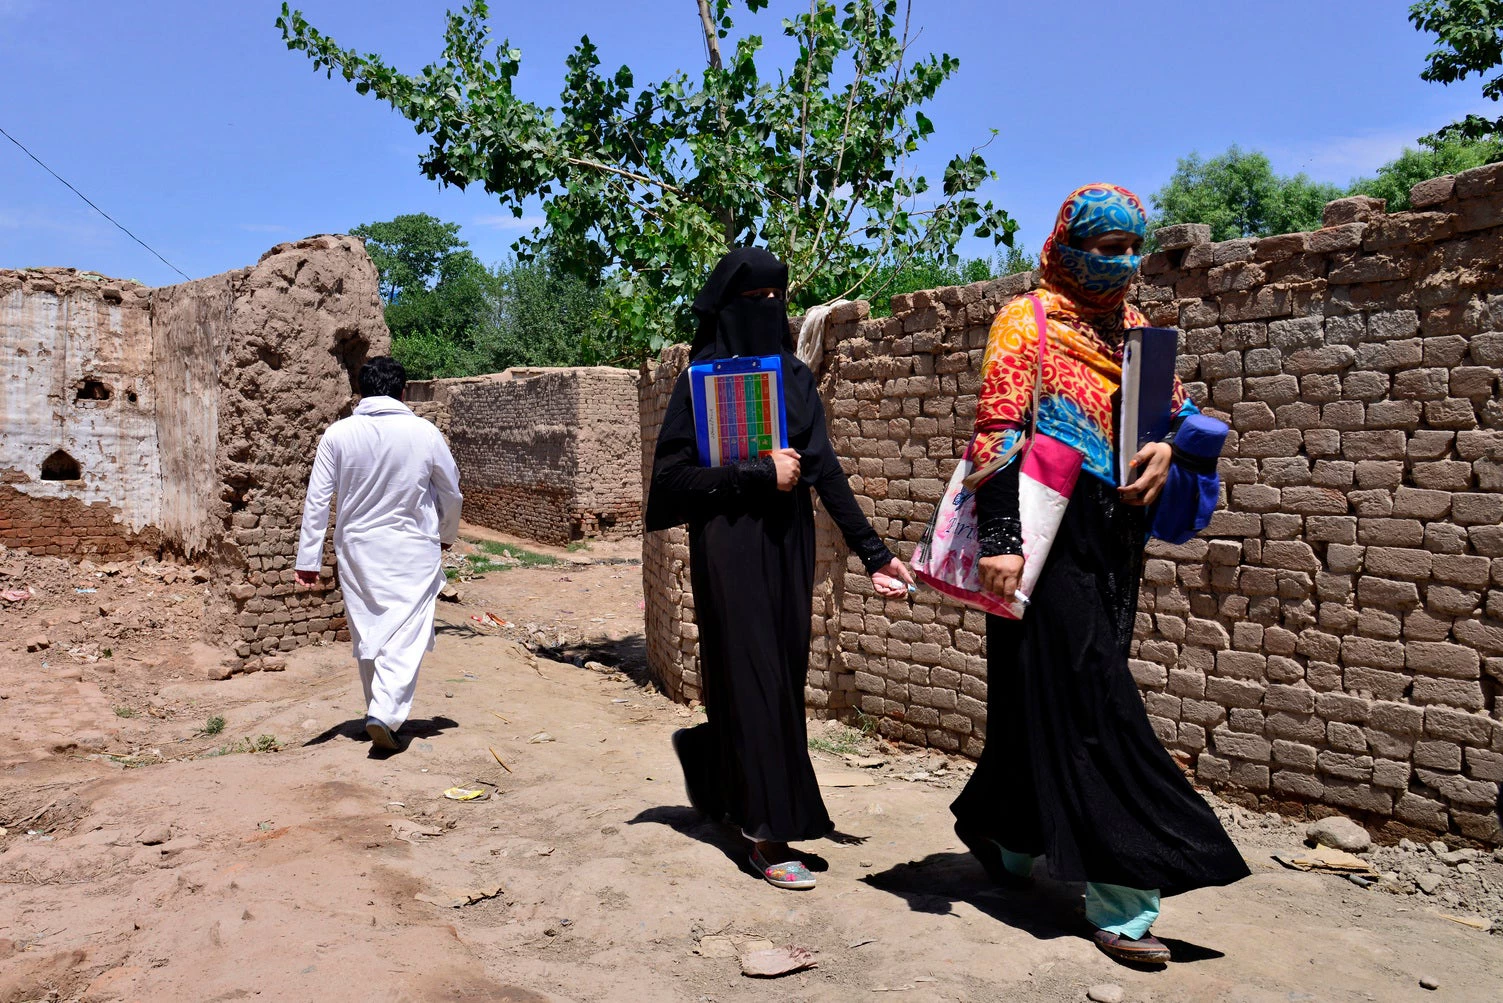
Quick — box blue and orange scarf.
[972,183,1194,484]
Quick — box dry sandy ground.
[3,545,1502,1002]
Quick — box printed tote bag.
[910,295,1083,619]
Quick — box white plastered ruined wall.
[0,277,162,533]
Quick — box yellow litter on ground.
[443,787,486,801]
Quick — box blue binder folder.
[1118,327,1179,485]
[688,355,790,467]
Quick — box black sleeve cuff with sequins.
[975,460,1023,558]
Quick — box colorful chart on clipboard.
[688,354,790,467]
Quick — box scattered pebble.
[1419,975,1440,990]
[136,825,171,846]
[1306,816,1372,853]
[740,945,817,978]
[529,732,555,744]
[1086,984,1124,1003]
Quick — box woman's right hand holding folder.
[771,447,801,491]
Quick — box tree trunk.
[696,0,737,245]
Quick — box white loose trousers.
[295,396,462,729]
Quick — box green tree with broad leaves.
[1409,0,1503,142]
[277,0,1015,359]
[353,213,615,377]
[1149,146,1344,243]
[1349,136,1503,209]
[351,213,493,377]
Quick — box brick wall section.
[416,367,642,547]
[642,163,1503,845]
[1,268,160,554]
[0,484,161,558]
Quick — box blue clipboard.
[1118,326,1179,485]
[687,355,789,467]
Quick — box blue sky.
[0,0,1492,286]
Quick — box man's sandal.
[1091,929,1171,965]
[365,717,400,751]
[749,847,816,890]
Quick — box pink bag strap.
[1024,293,1048,443]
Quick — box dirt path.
[3,548,1501,1002]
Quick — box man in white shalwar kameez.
[295,357,462,751]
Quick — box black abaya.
[951,473,1249,896]
[647,248,892,843]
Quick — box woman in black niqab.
[646,247,913,888]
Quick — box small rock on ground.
[136,825,171,846]
[1419,975,1440,990]
[1305,816,1372,853]
[1086,984,1124,1003]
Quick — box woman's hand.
[1118,441,1173,507]
[979,554,1024,601]
[871,558,915,599]
[770,447,801,491]
[295,569,322,588]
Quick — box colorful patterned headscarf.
[971,183,1190,485]
[1039,183,1149,327]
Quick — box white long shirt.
[296,396,463,660]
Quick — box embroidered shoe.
[1091,928,1172,965]
[749,847,816,890]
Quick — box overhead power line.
[0,124,191,281]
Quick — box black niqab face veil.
[690,247,792,360]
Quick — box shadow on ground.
[547,634,652,686]
[627,804,833,878]
[302,716,459,748]
[863,852,1228,965]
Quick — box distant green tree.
[351,212,467,302]
[797,249,1027,317]
[1150,146,1344,242]
[1409,0,1503,142]
[352,214,614,377]
[351,213,494,378]
[1349,136,1503,209]
[476,256,613,367]
[1000,242,1036,275]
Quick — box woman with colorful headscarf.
[950,185,1248,965]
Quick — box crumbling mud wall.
[642,164,1503,844]
[415,367,642,546]
[0,235,388,674]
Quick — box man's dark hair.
[358,356,407,399]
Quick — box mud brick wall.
[1,236,389,675]
[419,367,642,547]
[642,164,1503,844]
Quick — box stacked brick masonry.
[642,163,1503,844]
[417,367,642,547]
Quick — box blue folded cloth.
[1150,414,1229,545]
